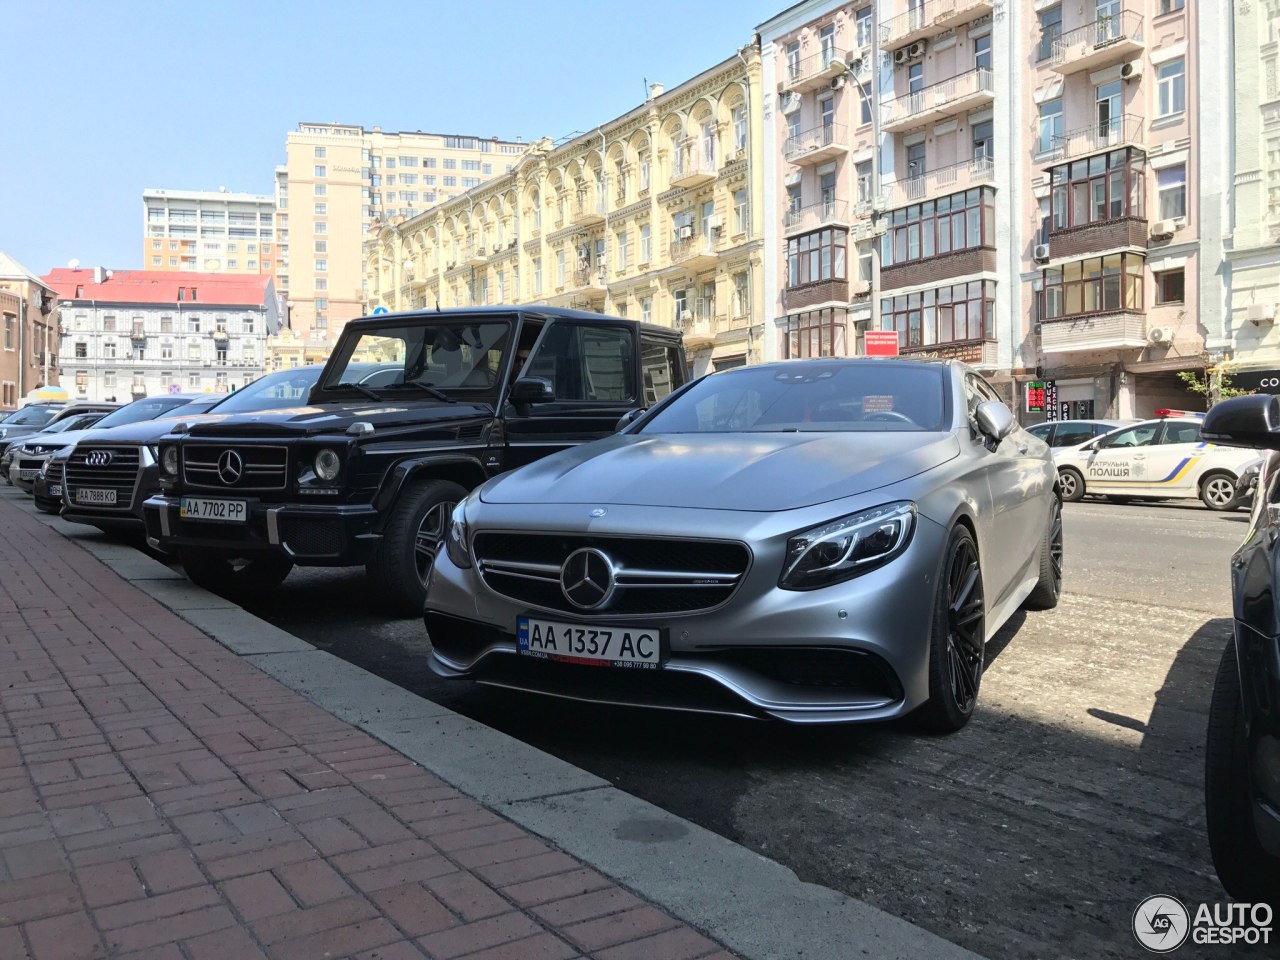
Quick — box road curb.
[22,499,984,960]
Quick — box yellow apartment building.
[364,46,765,375]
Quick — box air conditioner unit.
[1033,243,1051,263]
[1148,326,1173,344]
[893,48,911,65]
[1150,219,1176,239]
[678,225,694,240]
[1120,60,1143,81]
[707,214,724,232]
[831,75,846,90]
[907,40,927,59]
[1248,303,1277,325]
[850,279,871,295]
[780,92,801,114]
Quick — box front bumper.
[143,494,381,565]
[424,506,947,724]
[8,453,48,492]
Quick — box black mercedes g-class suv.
[143,307,688,612]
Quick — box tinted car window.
[93,397,195,429]
[1027,423,1053,442]
[5,405,59,427]
[207,367,323,413]
[640,339,684,406]
[1159,422,1201,444]
[525,324,635,402]
[1054,425,1095,446]
[640,363,948,433]
[326,322,511,391]
[46,413,104,433]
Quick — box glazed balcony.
[671,140,717,189]
[881,68,994,133]
[779,48,848,95]
[880,0,995,49]
[782,278,849,312]
[783,199,852,238]
[880,156,995,209]
[1040,310,1147,353]
[670,234,719,272]
[1047,114,1144,164]
[571,188,606,226]
[1050,11,1145,75]
[784,123,849,166]
[677,299,715,348]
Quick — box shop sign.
[1227,369,1280,394]
[1025,381,1046,413]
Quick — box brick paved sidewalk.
[0,499,735,960]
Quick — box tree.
[1177,364,1252,409]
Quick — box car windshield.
[5,405,60,427]
[206,367,323,413]
[639,362,950,433]
[44,413,105,433]
[323,321,512,393]
[93,396,195,429]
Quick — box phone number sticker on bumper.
[517,615,663,669]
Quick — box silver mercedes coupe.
[425,358,1062,730]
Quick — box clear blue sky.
[1,0,784,277]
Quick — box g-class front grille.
[473,532,751,617]
[182,444,288,492]
[65,445,142,511]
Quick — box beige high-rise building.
[276,123,528,353]
[142,189,276,276]
[364,48,766,376]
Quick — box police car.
[1054,409,1262,511]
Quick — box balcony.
[880,0,994,49]
[211,329,229,341]
[779,48,847,95]
[783,199,853,237]
[1046,114,1144,164]
[783,123,849,166]
[465,245,487,267]
[671,140,717,189]
[782,278,849,313]
[1048,217,1148,259]
[677,301,715,349]
[880,156,995,209]
[901,338,998,367]
[1040,311,1147,354]
[571,189,606,226]
[1050,11,1145,75]
[130,327,147,342]
[670,234,719,272]
[881,68,994,133]
[562,267,607,306]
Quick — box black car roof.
[346,306,680,342]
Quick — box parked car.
[6,411,112,490]
[44,367,332,529]
[0,403,67,474]
[1054,412,1259,510]
[425,358,1061,731]
[143,308,688,612]
[1197,394,1280,904]
[1025,419,1135,449]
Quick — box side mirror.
[975,400,1015,442]
[1202,394,1280,449]
[615,408,646,433]
[509,377,555,404]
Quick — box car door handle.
[1016,442,1028,455]
[1133,454,1146,460]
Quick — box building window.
[1096,80,1122,139]
[1159,0,1184,13]
[443,158,457,169]
[971,120,994,161]
[882,187,995,268]
[787,228,847,286]
[856,162,872,204]
[1155,269,1185,304]
[1037,6,1062,62]
[733,189,749,234]
[819,23,836,66]
[732,105,748,153]
[1157,60,1185,117]
[314,165,326,177]
[906,141,926,179]
[315,240,327,253]
[616,230,629,271]
[152,257,161,266]
[639,223,652,263]
[639,153,651,192]
[314,203,327,215]
[315,278,327,291]
[443,176,456,187]
[784,309,844,359]
[103,340,117,359]
[1157,165,1186,219]
[855,6,872,48]
[227,260,237,269]
[1050,149,1146,231]
[882,280,997,348]
[1038,99,1063,154]
[786,41,800,81]
[858,86,873,126]
[314,146,326,158]
[1042,253,1145,319]
[314,183,326,196]
[532,258,542,295]
[641,297,652,324]
[974,33,991,71]
[732,271,749,318]
[103,314,117,331]
[74,341,86,359]
[315,260,327,272]
[161,341,173,359]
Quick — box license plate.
[180,497,247,522]
[74,488,116,505]
[18,469,37,480]
[48,484,61,498]
[517,615,663,669]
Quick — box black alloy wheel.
[920,525,987,733]
[1024,498,1063,610]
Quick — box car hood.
[11,427,95,451]
[182,400,495,437]
[480,431,961,512]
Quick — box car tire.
[1057,467,1085,502]
[1205,639,1280,903]
[367,479,467,616]
[179,549,293,599]
[918,524,985,734]
[1023,498,1063,611]
[1200,471,1240,512]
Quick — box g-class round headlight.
[161,446,179,476]
[314,448,341,481]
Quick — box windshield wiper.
[404,380,456,403]
[334,382,383,401]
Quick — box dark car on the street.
[143,308,687,612]
[1199,394,1280,905]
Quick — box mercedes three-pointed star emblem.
[216,449,244,485]
[560,547,617,610]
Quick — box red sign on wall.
[864,331,900,357]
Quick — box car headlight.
[445,500,472,569]
[161,446,179,476]
[314,448,341,481]
[780,501,917,590]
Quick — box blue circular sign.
[168,382,181,395]
[372,306,389,315]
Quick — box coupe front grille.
[182,444,288,492]
[473,532,751,617]
[65,445,141,512]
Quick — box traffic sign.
[372,306,389,316]
[864,331,900,357]
[168,382,181,395]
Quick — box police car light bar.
[1155,408,1206,418]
